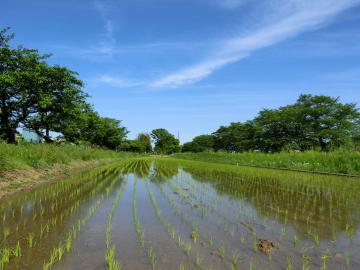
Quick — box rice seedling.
[2,228,10,242]
[133,180,145,248]
[231,251,240,268]
[0,248,10,269]
[195,254,202,268]
[27,233,34,248]
[65,233,72,253]
[219,244,225,259]
[286,257,293,270]
[321,250,331,270]
[105,245,121,270]
[301,254,310,270]
[344,250,350,268]
[148,246,157,269]
[12,241,21,258]
[185,242,192,255]
[292,234,299,247]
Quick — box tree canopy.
[182,94,360,153]
[0,28,127,148]
[151,128,180,154]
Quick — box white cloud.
[211,0,250,9]
[94,0,116,57]
[151,0,360,88]
[91,75,142,88]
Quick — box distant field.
[174,151,360,175]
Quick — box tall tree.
[137,133,152,152]
[182,134,214,152]
[79,109,128,149]
[213,122,257,152]
[24,65,87,142]
[0,28,49,143]
[294,94,360,151]
[151,128,180,154]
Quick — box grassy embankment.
[0,142,139,198]
[174,151,360,176]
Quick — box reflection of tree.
[182,164,360,239]
[149,160,180,184]
[121,159,151,178]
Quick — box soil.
[0,159,112,200]
[257,238,278,254]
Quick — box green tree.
[182,134,214,152]
[0,28,49,143]
[79,109,128,149]
[151,128,180,154]
[213,122,257,152]
[24,65,87,142]
[294,94,359,151]
[118,140,147,153]
[137,133,152,152]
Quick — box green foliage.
[183,94,360,153]
[24,66,87,143]
[0,27,127,149]
[0,28,50,143]
[76,109,128,149]
[254,94,360,152]
[182,135,214,153]
[213,122,256,152]
[151,128,180,154]
[118,133,152,153]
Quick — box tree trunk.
[1,127,17,144]
[318,137,327,151]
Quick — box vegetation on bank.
[174,151,360,175]
[0,142,138,172]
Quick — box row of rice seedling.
[41,172,122,270]
[0,165,124,270]
[105,179,127,270]
[132,178,160,270]
[145,180,209,269]
[159,180,249,269]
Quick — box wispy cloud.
[321,68,360,83]
[209,0,251,9]
[94,0,116,57]
[151,0,360,88]
[89,74,142,88]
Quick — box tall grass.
[0,142,139,171]
[174,150,360,175]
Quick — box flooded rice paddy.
[0,158,360,270]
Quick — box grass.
[174,150,360,175]
[0,142,140,172]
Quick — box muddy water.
[1,159,360,270]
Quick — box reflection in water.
[1,158,359,270]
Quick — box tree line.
[0,27,128,148]
[183,94,360,153]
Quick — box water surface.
[1,158,359,269]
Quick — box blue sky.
[2,0,360,142]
